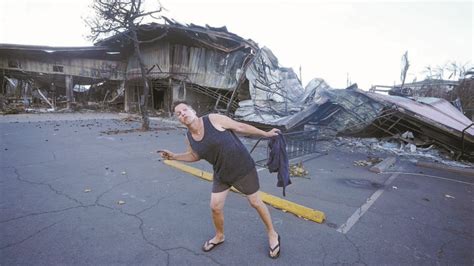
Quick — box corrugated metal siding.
[184,45,245,90]
[172,44,190,75]
[128,43,247,90]
[127,43,170,80]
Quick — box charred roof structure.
[371,76,473,120]
[359,91,473,160]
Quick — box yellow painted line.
[164,160,326,224]
[258,191,325,223]
[165,160,214,181]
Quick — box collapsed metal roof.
[235,47,323,125]
[365,93,473,136]
[95,17,258,53]
[236,79,473,160]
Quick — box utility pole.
[299,65,302,85]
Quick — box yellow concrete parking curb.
[164,160,326,224]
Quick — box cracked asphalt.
[1,113,473,265]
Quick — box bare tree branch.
[84,0,164,130]
[135,9,163,18]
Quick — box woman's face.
[174,103,197,125]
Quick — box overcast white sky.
[0,0,472,89]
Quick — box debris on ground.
[100,126,175,135]
[289,162,309,177]
[369,157,397,173]
[334,137,474,168]
[353,156,383,167]
[1,107,21,115]
[121,115,141,122]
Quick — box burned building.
[388,79,459,98]
[94,20,261,115]
[1,19,306,118]
[0,44,125,111]
[1,23,248,114]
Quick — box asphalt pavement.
[1,113,472,265]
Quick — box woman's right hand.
[158,150,175,160]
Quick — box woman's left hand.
[266,128,281,137]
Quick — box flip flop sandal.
[202,239,224,252]
[269,234,281,259]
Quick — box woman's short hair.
[172,100,192,110]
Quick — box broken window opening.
[153,89,165,110]
[53,65,64,72]
[178,83,185,99]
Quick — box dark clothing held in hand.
[267,134,291,196]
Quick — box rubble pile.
[334,137,474,168]
[234,66,473,162]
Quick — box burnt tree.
[86,0,163,130]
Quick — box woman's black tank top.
[187,116,255,183]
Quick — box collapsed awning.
[358,92,474,160]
